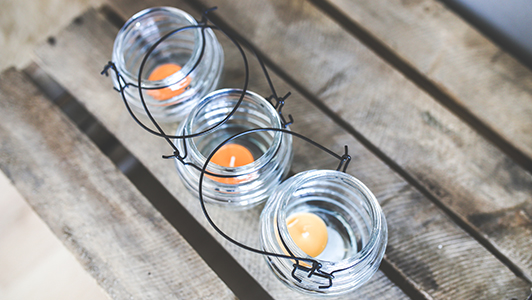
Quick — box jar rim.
[274,170,386,271]
[112,6,203,89]
[182,88,284,177]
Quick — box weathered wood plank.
[33,7,406,300]
[0,68,236,300]
[36,3,530,299]
[322,0,532,168]
[182,0,532,282]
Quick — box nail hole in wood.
[47,37,56,46]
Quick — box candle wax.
[286,212,328,257]
[147,63,191,100]
[210,143,254,184]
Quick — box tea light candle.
[286,212,328,258]
[210,143,255,184]
[147,63,191,101]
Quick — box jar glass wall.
[112,7,224,122]
[260,170,387,295]
[175,89,293,208]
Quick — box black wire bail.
[197,128,352,288]
[101,6,354,289]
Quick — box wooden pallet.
[1,0,531,298]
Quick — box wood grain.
[181,0,532,282]
[0,68,236,300]
[35,3,531,299]
[322,0,532,167]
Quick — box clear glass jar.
[112,7,224,122]
[260,170,388,295]
[175,88,293,208]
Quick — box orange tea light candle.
[210,143,255,184]
[286,212,328,257]
[147,63,191,100]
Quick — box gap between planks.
[23,63,274,300]
[181,0,532,285]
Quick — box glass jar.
[112,7,224,122]
[175,88,293,208]
[260,170,387,295]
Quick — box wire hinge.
[267,92,294,128]
[290,261,333,289]
[200,6,218,25]
[101,61,131,93]
[162,150,185,162]
[336,145,351,173]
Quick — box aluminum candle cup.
[260,170,388,295]
[112,7,223,122]
[175,89,293,208]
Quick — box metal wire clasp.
[162,149,186,162]
[200,6,218,25]
[291,260,334,289]
[336,145,351,173]
[267,92,294,128]
[101,61,133,93]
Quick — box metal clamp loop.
[290,261,334,289]
[336,145,351,173]
[267,92,294,128]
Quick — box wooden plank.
[0,68,236,300]
[319,0,532,169]
[35,4,530,299]
[179,0,532,282]
[33,7,406,300]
